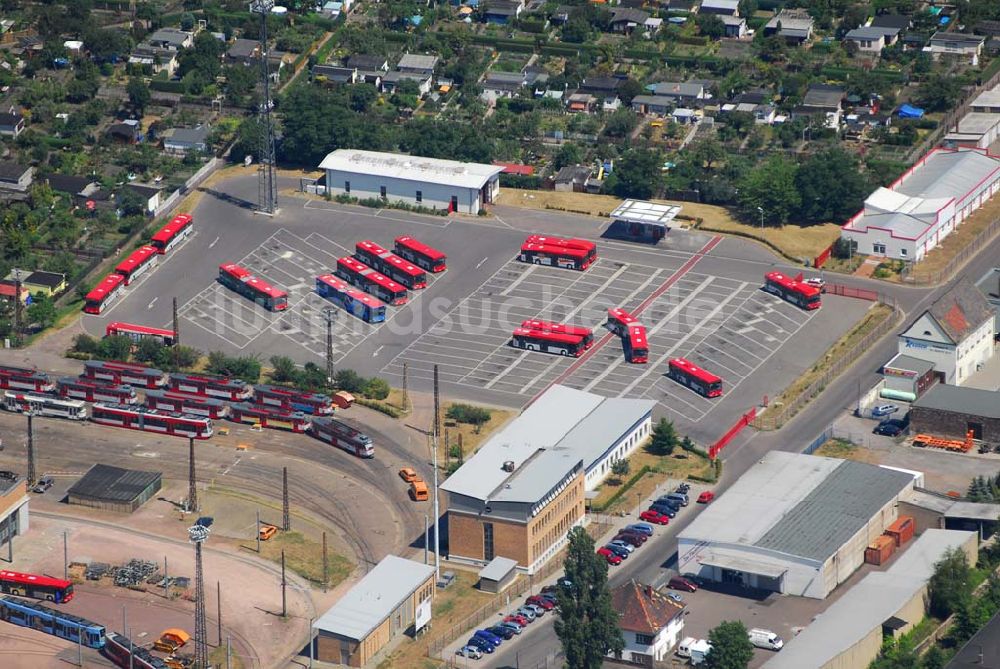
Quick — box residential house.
[124,183,162,215]
[764,9,814,43]
[162,124,211,155]
[483,0,523,24]
[845,26,888,53]
[226,38,260,64]
[870,14,911,34]
[0,281,28,306]
[482,71,529,99]
[396,53,438,77]
[603,96,622,112]
[797,84,845,128]
[312,65,357,86]
[650,81,708,106]
[381,70,432,96]
[0,162,33,192]
[107,120,142,144]
[673,108,697,124]
[566,92,597,113]
[971,86,1000,114]
[577,76,625,98]
[927,32,986,65]
[346,54,389,72]
[644,17,663,35]
[45,174,100,203]
[0,108,24,137]
[6,270,66,297]
[554,165,592,191]
[609,8,650,34]
[128,44,179,76]
[631,95,675,115]
[699,0,738,15]
[720,14,747,37]
[145,28,194,50]
[610,580,686,664]
[754,105,777,124]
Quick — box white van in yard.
[677,637,713,664]
[748,628,784,650]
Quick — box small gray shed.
[478,557,518,593]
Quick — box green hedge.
[151,79,187,93]
[354,398,401,418]
[590,465,651,513]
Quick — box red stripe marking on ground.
[527,235,724,405]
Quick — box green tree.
[72,333,100,355]
[555,142,584,170]
[333,369,366,393]
[794,148,868,225]
[737,155,800,226]
[25,293,56,329]
[916,74,960,113]
[604,108,638,138]
[126,77,151,115]
[617,78,643,105]
[928,547,973,619]
[608,147,662,199]
[554,527,624,667]
[97,335,133,361]
[170,345,201,370]
[611,458,630,478]
[650,418,678,455]
[269,355,299,384]
[696,13,726,39]
[446,403,492,428]
[134,337,167,364]
[363,377,390,400]
[707,620,754,669]
[921,645,947,669]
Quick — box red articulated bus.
[518,235,597,271]
[0,571,74,603]
[0,366,55,393]
[253,384,334,415]
[167,373,253,401]
[57,378,137,404]
[230,403,310,433]
[335,257,408,306]
[82,360,167,389]
[105,322,176,347]
[218,264,288,312]
[394,236,446,273]
[150,213,193,254]
[667,358,723,398]
[355,240,428,289]
[83,274,125,315]
[104,632,169,669]
[763,271,822,310]
[520,319,594,349]
[144,390,230,419]
[114,246,158,286]
[510,327,587,357]
[606,308,648,363]
[90,403,213,439]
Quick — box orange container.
[885,516,915,547]
[865,536,896,565]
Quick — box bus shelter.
[606,200,681,244]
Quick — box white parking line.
[304,231,352,256]
[147,297,158,310]
[209,236,219,249]
[476,256,489,269]
[484,350,532,389]
[499,265,538,296]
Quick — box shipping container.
[885,516,915,547]
[864,535,896,565]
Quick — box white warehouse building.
[677,452,917,600]
[840,147,1000,261]
[318,149,503,214]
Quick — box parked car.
[613,532,646,547]
[526,595,555,610]
[537,592,558,604]
[697,490,716,504]
[488,625,515,640]
[626,523,654,536]
[639,510,670,525]
[465,637,495,653]
[604,543,631,559]
[871,404,899,417]
[32,476,54,494]
[398,467,420,482]
[805,277,826,292]
[676,482,691,494]
[649,504,677,518]
[597,547,622,565]
[874,420,905,436]
[523,603,547,617]
[504,614,529,627]
[515,606,537,621]
[474,629,503,646]
[540,579,572,595]
[457,645,483,659]
[666,592,684,603]
[663,492,689,507]
[499,621,523,635]
[668,576,699,592]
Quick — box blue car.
[626,523,654,536]
[474,629,503,646]
[604,543,630,559]
[649,504,677,518]
[466,637,495,653]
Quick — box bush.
[96,335,132,361]
[333,369,366,393]
[363,377,390,400]
[206,351,261,382]
[72,333,100,355]
[446,404,492,427]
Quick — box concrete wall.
[323,169,499,214]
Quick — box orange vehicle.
[399,467,420,483]
[259,524,278,541]
[153,629,190,653]
[409,480,429,501]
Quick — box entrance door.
[721,569,742,585]
[968,422,983,440]
[450,196,458,212]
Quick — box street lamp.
[757,206,765,232]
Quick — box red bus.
[309,416,374,458]
[218,264,288,312]
[354,240,427,289]
[518,237,596,271]
[144,390,230,419]
[510,327,586,357]
[394,236,446,273]
[83,274,125,315]
[763,272,821,310]
[150,213,193,254]
[168,373,253,401]
[667,358,722,398]
[230,403,310,433]
[520,319,594,349]
[90,403,213,439]
[0,571,74,603]
[82,360,167,389]
[254,384,334,415]
[104,632,169,669]
[114,246,158,286]
[105,322,176,347]
[606,308,639,336]
[335,257,408,306]
[315,275,386,324]
[624,325,648,364]
[57,378,137,404]
[0,366,54,393]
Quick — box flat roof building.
[318,150,503,215]
[67,464,162,513]
[313,555,434,667]
[910,384,1000,442]
[678,452,917,599]
[442,385,654,573]
[763,529,977,669]
[0,471,29,551]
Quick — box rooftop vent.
[502,460,515,472]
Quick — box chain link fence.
[904,214,1000,286]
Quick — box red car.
[668,576,698,592]
[640,510,670,525]
[614,531,647,546]
[526,595,555,610]
[597,547,622,565]
[698,491,716,504]
[504,614,529,627]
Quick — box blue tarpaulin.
[898,104,924,119]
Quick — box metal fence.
[905,214,1000,286]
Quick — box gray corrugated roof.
[925,278,993,343]
[479,556,518,581]
[884,353,935,376]
[912,384,1000,420]
[898,149,1000,204]
[68,464,161,502]
[763,530,975,669]
[846,27,888,40]
[945,501,1000,521]
[314,555,433,641]
[555,398,655,473]
[754,460,913,561]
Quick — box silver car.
[516,606,537,621]
[457,645,483,659]
[523,603,546,617]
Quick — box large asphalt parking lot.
[82,175,871,443]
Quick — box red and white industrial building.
[840,147,1000,262]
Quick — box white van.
[748,628,784,650]
[677,637,712,664]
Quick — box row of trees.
[268,355,390,400]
